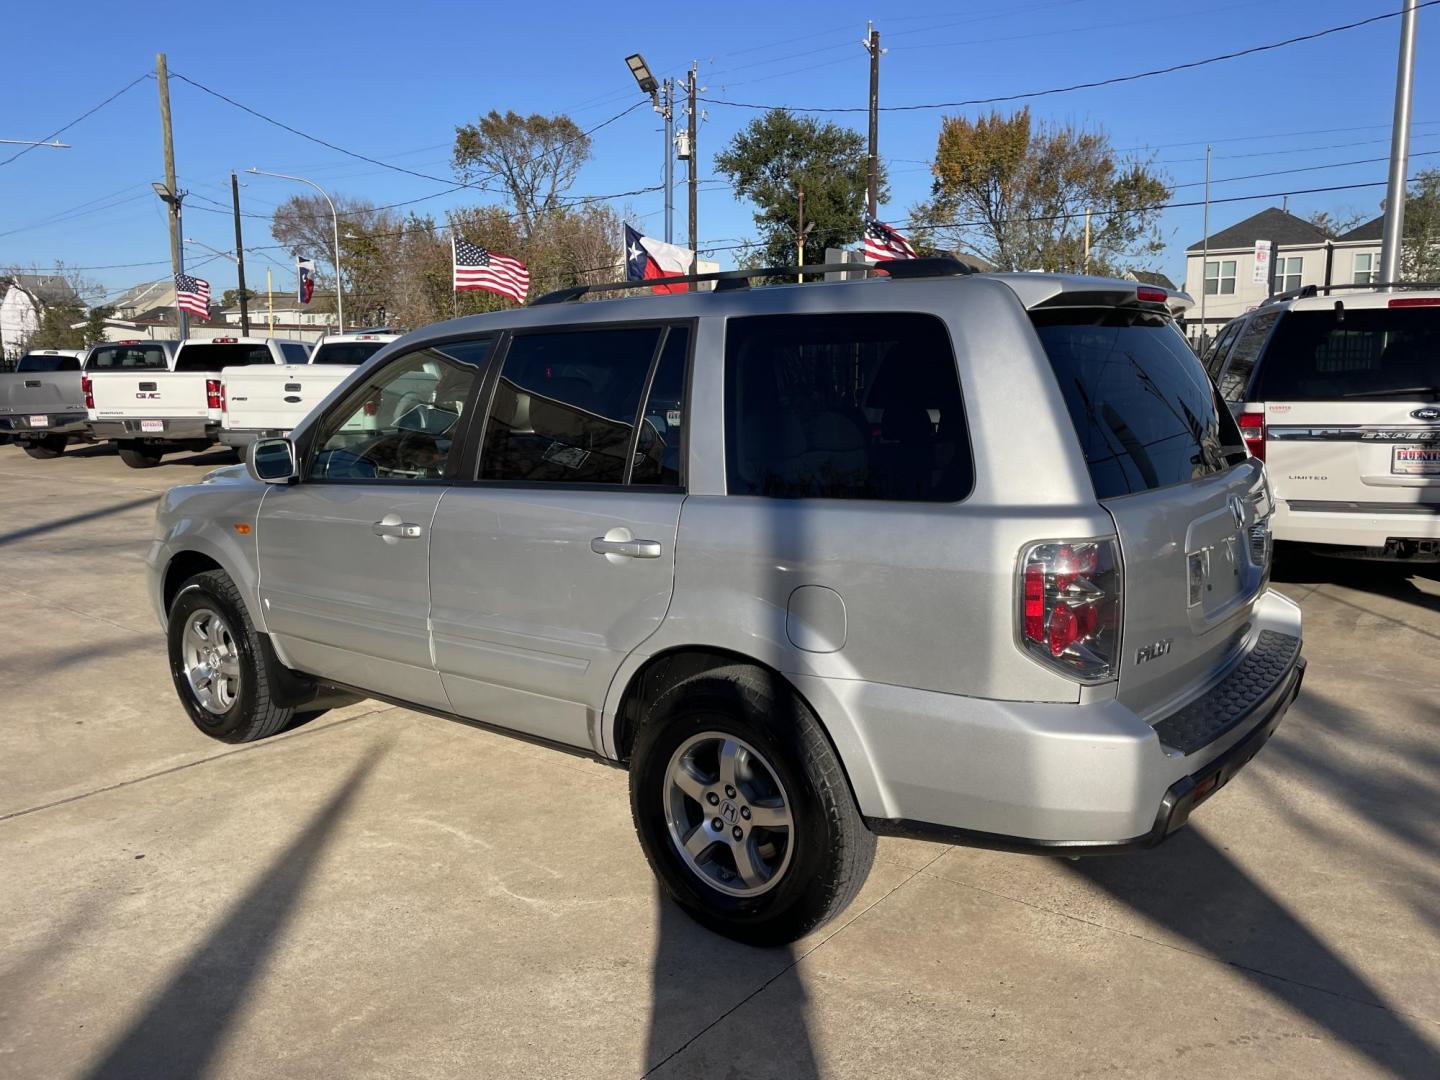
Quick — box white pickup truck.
[88,336,308,468]
[219,331,397,447]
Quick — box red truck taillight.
[1238,411,1265,461]
[82,375,94,410]
[206,378,222,410]
[1018,539,1121,682]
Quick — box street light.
[246,167,344,332]
[626,52,674,244]
[0,138,69,148]
[152,181,189,337]
[625,54,659,99]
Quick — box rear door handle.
[591,536,662,559]
[372,520,423,540]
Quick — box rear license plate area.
[140,419,165,433]
[1393,446,1440,475]
[28,415,48,427]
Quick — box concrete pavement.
[1,443,1437,1079]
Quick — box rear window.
[16,354,80,372]
[86,344,169,371]
[1032,309,1244,500]
[310,342,388,366]
[1252,306,1440,401]
[174,344,274,372]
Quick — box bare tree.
[452,111,593,240]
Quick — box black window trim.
[297,331,500,487]
[721,309,975,505]
[459,316,697,494]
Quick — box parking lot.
[0,444,1437,1079]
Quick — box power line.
[1170,148,1440,190]
[0,72,152,168]
[1116,119,1440,155]
[699,3,1440,113]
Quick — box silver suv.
[147,261,1305,945]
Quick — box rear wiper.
[1341,386,1440,399]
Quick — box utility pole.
[1082,208,1091,275]
[1380,0,1419,288]
[797,183,806,280]
[687,62,699,284]
[662,79,675,244]
[156,52,187,339]
[231,172,250,336]
[1199,144,1211,349]
[863,23,881,220]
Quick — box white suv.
[1205,284,1440,560]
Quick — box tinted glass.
[310,342,388,366]
[310,339,491,481]
[1033,309,1241,499]
[479,327,661,484]
[174,344,273,371]
[1202,321,1240,378]
[86,344,168,370]
[725,313,971,502]
[1252,307,1440,401]
[16,354,80,372]
[1217,309,1280,401]
[281,343,311,364]
[631,326,689,487]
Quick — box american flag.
[862,218,918,263]
[174,273,211,318]
[453,237,529,304]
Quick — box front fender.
[147,475,268,632]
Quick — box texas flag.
[625,224,693,295]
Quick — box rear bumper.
[806,588,1304,849]
[1274,498,1440,550]
[218,428,283,448]
[0,412,90,437]
[91,418,215,442]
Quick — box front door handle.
[373,520,423,540]
[591,536,662,559]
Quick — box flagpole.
[451,232,459,318]
[266,268,273,333]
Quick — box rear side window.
[725,313,971,502]
[479,326,665,485]
[311,342,388,365]
[86,344,169,371]
[16,354,80,372]
[1252,306,1440,401]
[1033,309,1243,500]
[1217,309,1280,401]
[1202,321,1241,378]
[174,344,273,372]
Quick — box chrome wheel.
[181,608,241,714]
[663,732,795,898]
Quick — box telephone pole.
[1380,0,1419,288]
[663,79,675,244]
[863,23,881,220]
[797,183,806,279]
[156,52,187,339]
[687,63,699,286]
[231,172,251,335]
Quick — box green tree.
[219,287,256,309]
[714,109,882,269]
[911,108,1171,275]
[1402,167,1440,281]
[82,305,114,346]
[453,111,593,240]
[27,301,85,350]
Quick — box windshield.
[174,344,273,372]
[1033,308,1246,499]
[16,354,80,372]
[310,341,388,366]
[1253,306,1440,401]
[86,344,169,371]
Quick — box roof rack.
[1262,280,1440,305]
[530,256,973,306]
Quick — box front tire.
[167,570,297,743]
[119,442,163,469]
[629,664,875,946]
[22,435,67,459]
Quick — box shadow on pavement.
[1068,829,1440,1076]
[0,494,157,548]
[1273,544,1440,617]
[79,741,387,1080]
[644,890,820,1079]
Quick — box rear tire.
[167,570,298,743]
[118,442,163,469]
[629,664,875,946]
[22,435,67,459]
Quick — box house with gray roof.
[1,274,81,360]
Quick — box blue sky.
[1,0,1433,305]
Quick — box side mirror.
[246,437,297,484]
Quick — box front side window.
[310,339,491,481]
[1217,309,1280,401]
[725,313,971,502]
[1274,256,1303,295]
[1204,259,1236,296]
[479,326,667,485]
[1353,252,1378,285]
[85,344,169,370]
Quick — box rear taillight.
[1017,539,1121,682]
[362,398,379,416]
[82,375,94,410]
[1238,411,1265,461]
[206,378,222,410]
